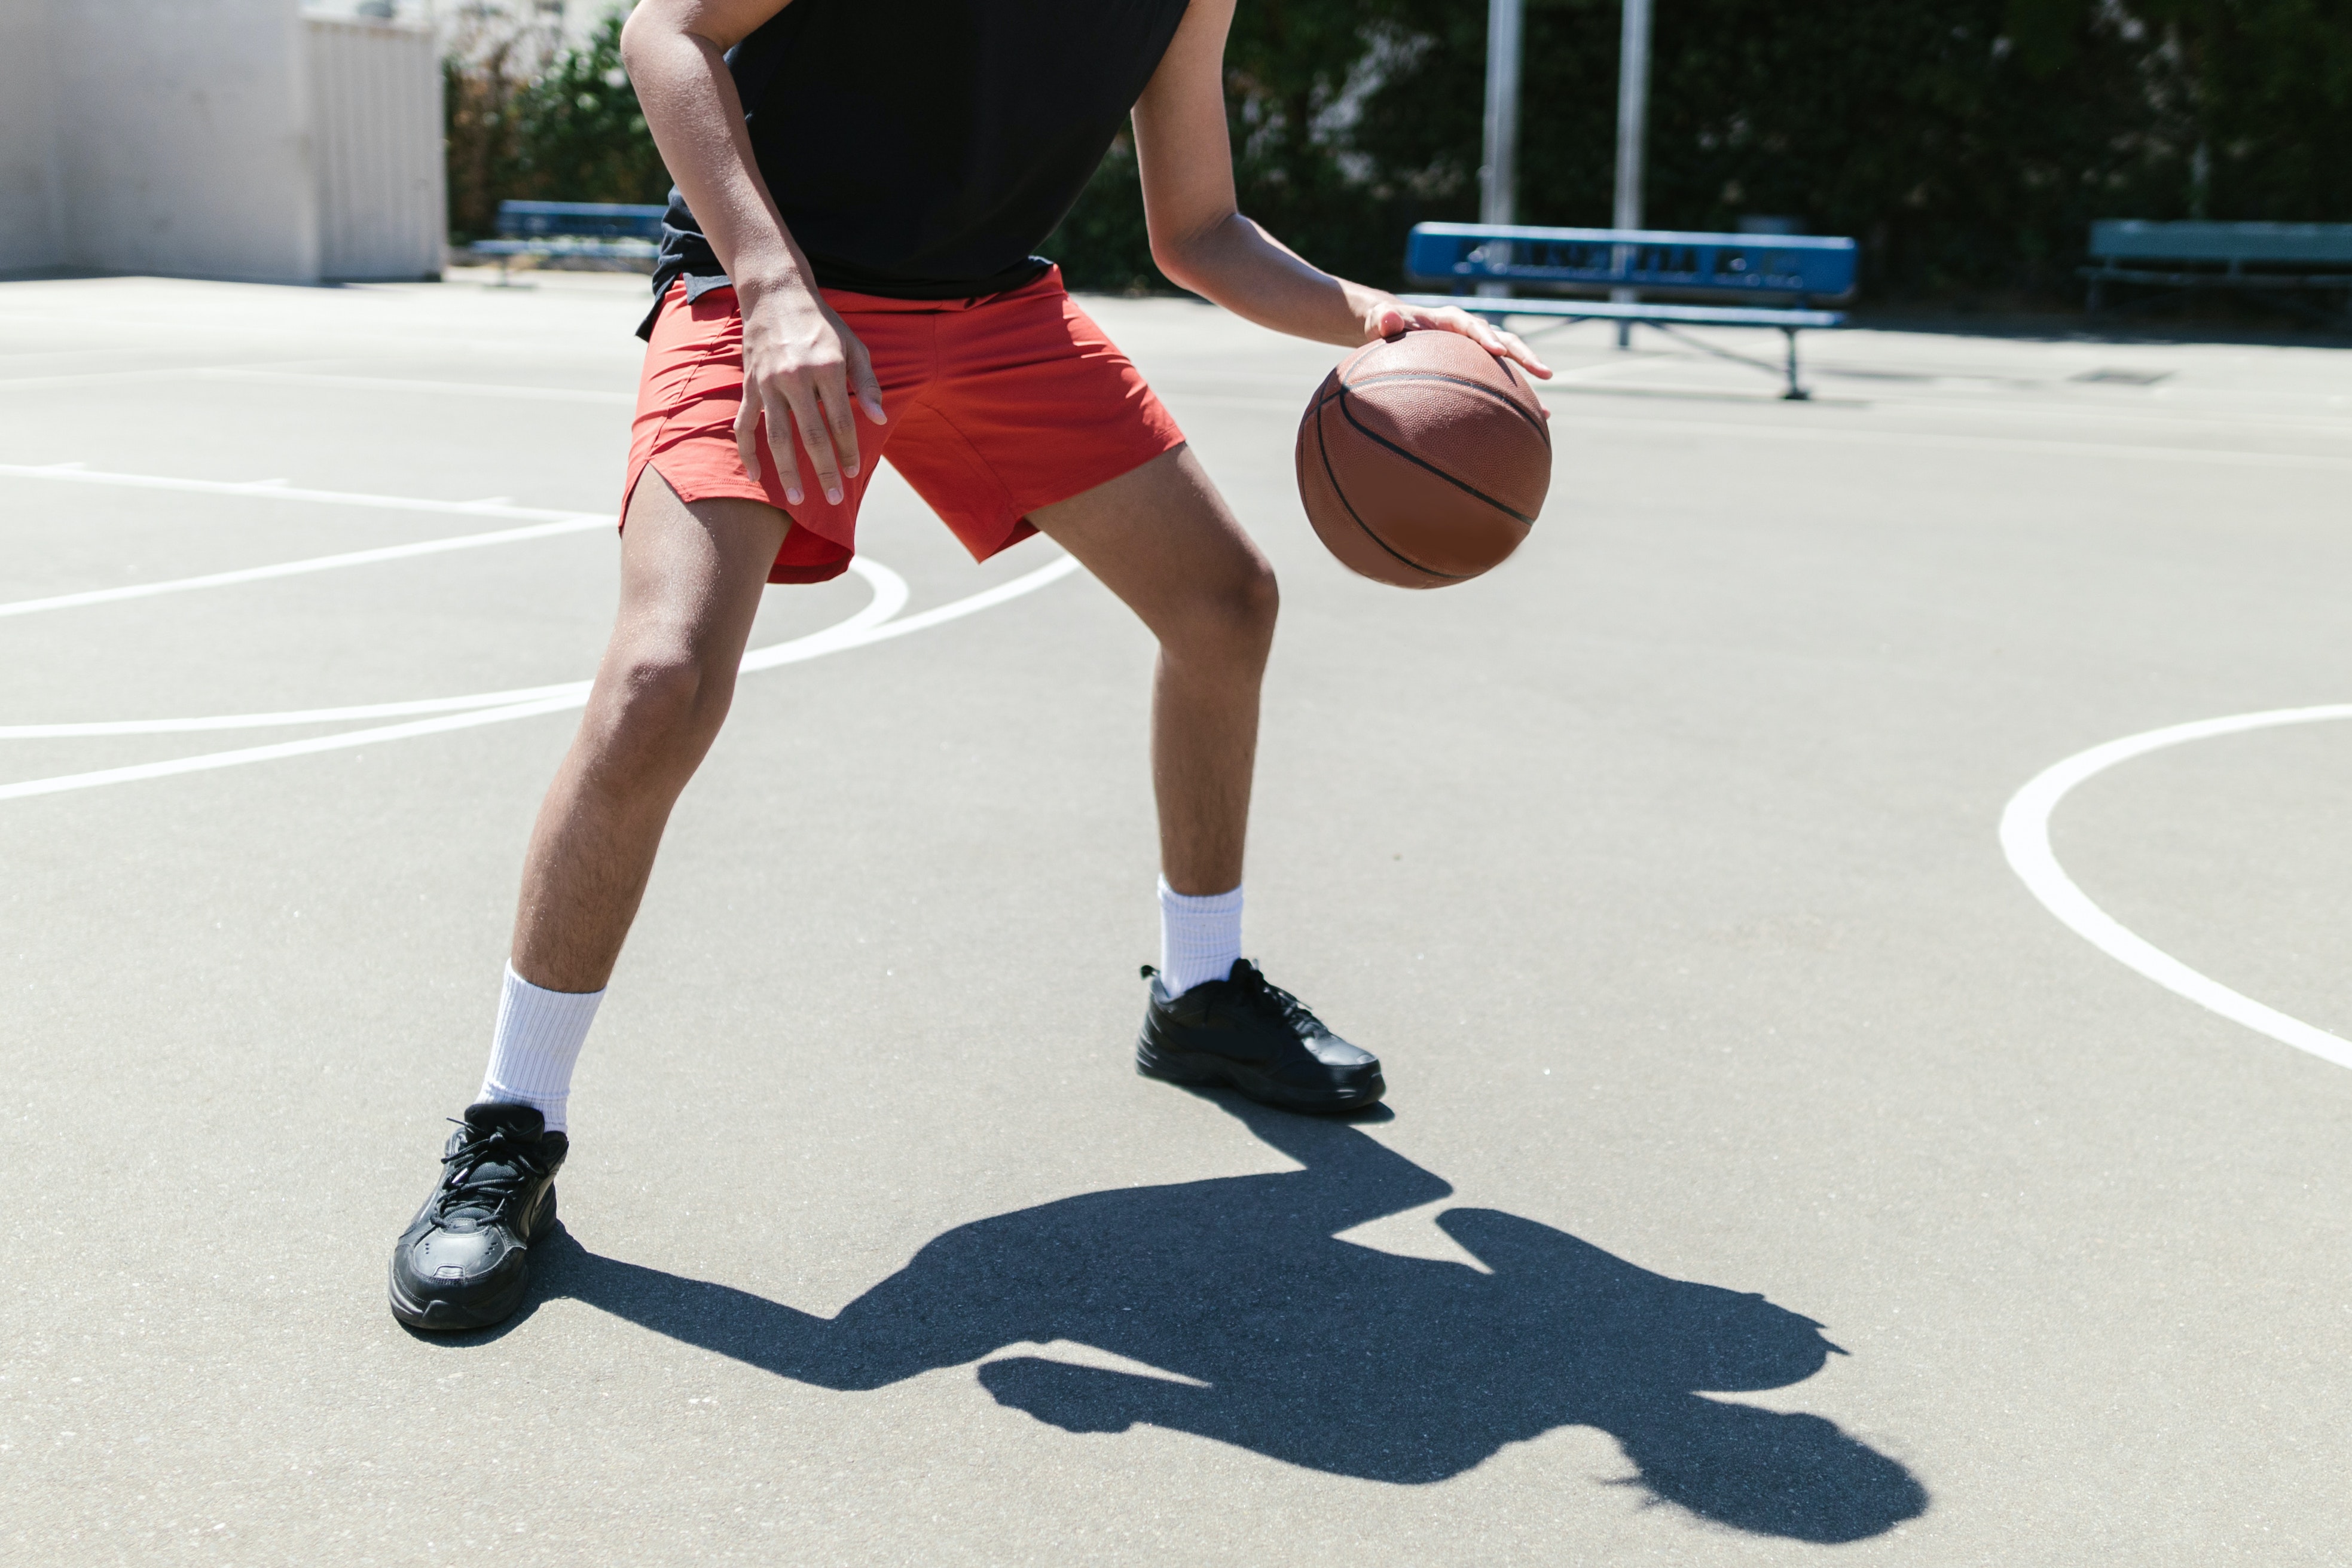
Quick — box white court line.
[1543,412,2352,473]
[0,461,599,522]
[0,359,352,394]
[0,682,592,739]
[2000,705,2352,1072]
[0,554,1082,801]
[0,551,1086,736]
[0,515,609,621]
[0,366,629,404]
[193,369,637,405]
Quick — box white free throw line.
[1542,412,2352,474]
[0,461,603,522]
[193,368,637,405]
[0,515,610,621]
[0,682,594,739]
[1999,705,2352,1072]
[0,554,1082,801]
[0,564,893,752]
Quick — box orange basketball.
[1294,328,1550,588]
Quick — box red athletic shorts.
[624,266,1187,584]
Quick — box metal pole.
[1611,0,1652,344]
[1481,0,1523,227]
[1478,0,1523,299]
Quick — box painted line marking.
[192,368,637,405]
[0,516,609,621]
[0,360,341,394]
[0,554,1082,800]
[0,365,636,403]
[0,684,589,738]
[1534,412,2352,473]
[2000,705,2352,1072]
[0,461,599,523]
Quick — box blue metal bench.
[1400,222,1859,399]
[469,200,666,282]
[2083,221,2352,326]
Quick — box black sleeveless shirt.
[643,0,1193,336]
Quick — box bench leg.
[1780,328,1810,401]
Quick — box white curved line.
[0,515,612,621]
[2000,705,2352,1071]
[0,684,589,738]
[0,554,921,739]
[771,551,1082,657]
[193,369,638,405]
[0,461,603,522]
[0,554,1080,802]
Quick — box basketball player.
[389,0,1550,1331]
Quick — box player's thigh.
[1028,445,1275,649]
[614,464,791,668]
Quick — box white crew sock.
[476,963,603,1134]
[1159,877,1244,998]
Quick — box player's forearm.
[1153,213,1394,349]
[618,12,810,301]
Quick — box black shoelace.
[1234,965,1325,1037]
[432,1123,551,1225]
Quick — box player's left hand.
[1363,297,1552,381]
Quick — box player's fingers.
[1364,301,1409,341]
[1440,306,1514,356]
[835,326,887,425]
[780,380,845,505]
[734,393,766,486]
[1495,328,1553,379]
[757,386,804,505]
[817,369,863,481]
[1428,308,1553,380]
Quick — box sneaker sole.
[1135,1035,1386,1115]
[387,1186,558,1333]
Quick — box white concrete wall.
[4,0,454,285]
[48,0,323,283]
[0,2,67,272]
[309,17,444,280]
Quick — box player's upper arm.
[1129,0,1241,277]
[621,0,793,56]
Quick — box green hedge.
[454,2,2352,305]
[445,11,667,243]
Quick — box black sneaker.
[1136,959,1385,1114]
[387,1102,567,1332]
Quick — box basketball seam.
[1334,382,1545,527]
[1340,367,1552,447]
[1314,399,1463,583]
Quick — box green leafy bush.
[1051,0,2352,305]
[450,1,2352,306]
[445,8,667,243]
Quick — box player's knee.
[605,642,732,752]
[1235,558,1279,636]
[1199,557,1278,657]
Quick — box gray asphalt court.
[4,270,2350,1566]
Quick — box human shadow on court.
[527,1093,1927,1542]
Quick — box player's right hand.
[734,281,887,508]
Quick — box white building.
[310,0,616,54]
[0,0,447,283]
